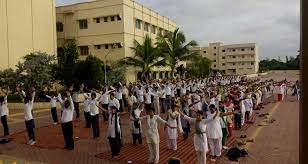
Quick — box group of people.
[0,75,300,164]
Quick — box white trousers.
[196,151,207,164]
[208,137,222,157]
[148,143,159,164]
[167,139,177,150]
[154,100,160,115]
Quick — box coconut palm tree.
[119,35,163,81]
[156,28,200,78]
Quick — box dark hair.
[168,158,182,164]
[0,97,4,103]
[196,110,203,115]
[209,104,216,109]
[110,92,115,97]
[110,106,117,110]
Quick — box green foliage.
[119,35,163,81]
[175,64,186,77]
[186,57,212,78]
[107,62,126,85]
[259,55,299,72]
[55,39,79,86]
[73,55,105,89]
[156,28,200,76]
[15,52,56,91]
[0,68,19,93]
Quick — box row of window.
[78,43,122,56]
[213,62,255,68]
[203,47,255,54]
[56,15,122,32]
[135,19,170,35]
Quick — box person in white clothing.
[127,91,137,110]
[139,107,174,164]
[130,103,143,144]
[46,93,58,124]
[84,92,100,138]
[0,91,9,136]
[165,104,183,150]
[108,93,120,111]
[83,93,91,128]
[178,107,219,164]
[58,91,75,150]
[17,86,36,145]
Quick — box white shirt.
[165,84,172,96]
[115,90,123,100]
[206,111,222,139]
[99,92,109,105]
[46,95,57,108]
[128,95,137,106]
[0,96,9,116]
[108,98,120,110]
[141,115,167,144]
[144,92,152,104]
[83,99,90,112]
[23,91,35,121]
[58,94,74,123]
[136,89,144,102]
[108,112,121,138]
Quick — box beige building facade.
[0,0,57,69]
[56,0,177,82]
[191,42,259,75]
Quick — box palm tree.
[156,28,200,78]
[119,35,163,82]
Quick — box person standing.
[84,92,100,138]
[18,86,36,145]
[58,91,75,150]
[178,107,218,164]
[71,85,81,119]
[139,108,174,164]
[46,93,58,125]
[83,93,91,128]
[166,104,183,150]
[130,103,142,144]
[180,100,191,140]
[98,105,124,158]
[0,91,9,136]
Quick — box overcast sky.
[56,0,300,60]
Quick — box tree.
[119,35,163,82]
[73,55,105,89]
[156,28,200,78]
[186,57,212,78]
[175,64,186,78]
[0,68,19,93]
[56,39,79,86]
[15,52,56,91]
[108,62,126,85]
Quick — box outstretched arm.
[97,105,109,113]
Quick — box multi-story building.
[191,42,259,75]
[56,0,177,82]
[0,0,57,69]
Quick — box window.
[251,54,254,57]
[95,45,101,49]
[251,62,254,65]
[222,56,226,59]
[56,22,63,32]
[242,62,245,65]
[79,46,89,56]
[151,25,156,34]
[233,63,236,66]
[232,49,236,52]
[104,17,108,22]
[233,70,236,73]
[135,19,141,29]
[233,56,236,58]
[144,22,149,32]
[222,49,225,52]
[94,18,100,23]
[117,15,122,21]
[79,19,88,29]
[214,47,216,49]
[214,60,216,62]
[214,53,217,56]
[222,63,226,66]
[111,16,115,21]
[203,51,206,53]
[105,44,109,49]
[241,48,245,51]
[117,43,122,48]
[213,65,217,67]
[251,48,254,51]
[242,55,245,58]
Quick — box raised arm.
[57,93,64,104]
[97,104,109,113]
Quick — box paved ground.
[0,70,299,164]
